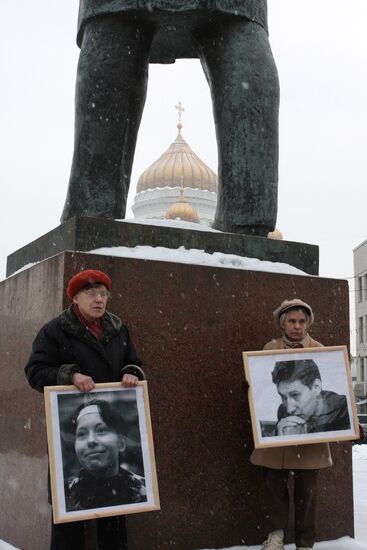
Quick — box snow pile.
[353,444,367,460]
[201,540,367,550]
[200,540,367,550]
[87,217,306,276]
[0,542,19,550]
[353,444,367,546]
[90,245,306,276]
[1,535,365,550]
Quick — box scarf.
[74,304,103,340]
[282,333,312,349]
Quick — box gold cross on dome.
[175,101,185,131]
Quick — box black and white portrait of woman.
[62,397,147,511]
[45,383,159,523]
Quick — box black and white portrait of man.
[263,358,350,437]
[244,346,358,448]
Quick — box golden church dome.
[136,129,217,194]
[132,102,218,226]
[165,186,199,223]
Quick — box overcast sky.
[1,1,367,318]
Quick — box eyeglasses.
[82,289,111,299]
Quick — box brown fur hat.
[273,298,314,328]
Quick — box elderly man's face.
[277,379,321,420]
[73,284,109,322]
[282,310,307,341]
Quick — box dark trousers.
[50,516,127,550]
[263,467,318,548]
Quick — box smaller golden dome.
[268,228,283,240]
[165,186,199,223]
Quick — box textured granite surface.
[6,217,319,277]
[0,251,351,550]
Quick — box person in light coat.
[251,299,331,550]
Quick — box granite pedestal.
[0,249,352,550]
[6,217,319,277]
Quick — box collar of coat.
[60,305,122,345]
[282,333,313,348]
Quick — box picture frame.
[44,381,160,523]
[243,345,359,449]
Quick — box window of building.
[359,317,364,343]
[360,357,365,382]
[365,315,367,343]
[365,274,367,300]
[358,277,363,302]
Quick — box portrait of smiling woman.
[61,395,147,512]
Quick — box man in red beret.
[25,269,144,549]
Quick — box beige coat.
[250,334,333,470]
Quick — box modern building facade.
[354,238,367,419]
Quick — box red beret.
[67,269,112,300]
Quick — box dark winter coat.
[25,306,144,392]
[77,0,268,63]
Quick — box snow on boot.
[260,532,284,549]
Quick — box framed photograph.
[44,381,160,523]
[243,346,359,449]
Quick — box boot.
[260,531,284,549]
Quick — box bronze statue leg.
[196,18,280,236]
[61,16,153,222]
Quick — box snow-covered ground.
[352,445,367,546]
[2,446,367,550]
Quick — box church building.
[132,103,218,225]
